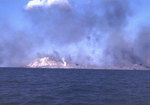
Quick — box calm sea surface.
[0,68,150,105]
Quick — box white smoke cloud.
[25,0,71,10]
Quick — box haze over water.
[1,0,150,104]
[0,0,150,68]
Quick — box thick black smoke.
[0,0,149,68]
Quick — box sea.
[0,68,150,105]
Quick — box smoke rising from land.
[0,0,150,68]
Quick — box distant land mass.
[27,57,150,70]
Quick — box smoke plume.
[0,0,150,68]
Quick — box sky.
[0,0,150,67]
[0,0,149,31]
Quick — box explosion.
[28,57,69,68]
[0,0,150,69]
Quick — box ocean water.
[0,68,150,105]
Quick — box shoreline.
[0,67,149,70]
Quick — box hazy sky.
[0,0,150,67]
[0,0,150,31]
